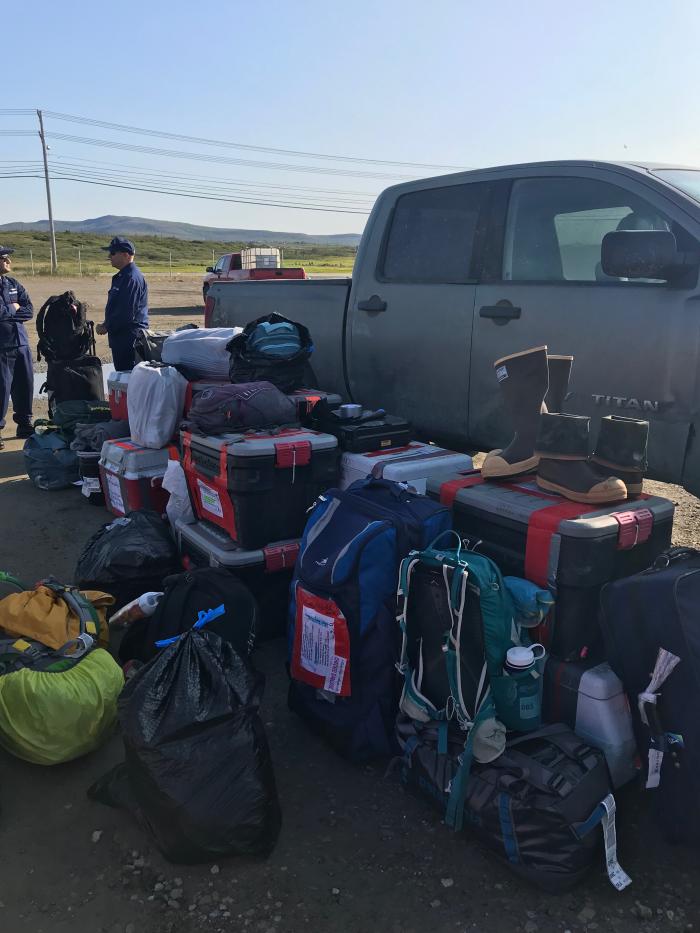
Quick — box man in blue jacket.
[0,245,34,449]
[96,237,149,371]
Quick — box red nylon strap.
[439,472,484,507]
[524,499,599,587]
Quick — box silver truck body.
[208,160,700,496]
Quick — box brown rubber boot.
[543,355,574,414]
[535,413,627,504]
[482,346,549,479]
[591,415,649,496]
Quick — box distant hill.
[0,215,363,247]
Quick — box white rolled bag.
[161,326,241,380]
[127,362,188,449]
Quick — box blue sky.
[4,0,699,236]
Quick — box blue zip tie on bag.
[155,604,226,648]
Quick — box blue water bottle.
[501,644,546,731]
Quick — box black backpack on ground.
[118,567,258,665]
[601,546,700,847]
[37,291,95,363]
[41,356,105,413]
[227,312,316,393]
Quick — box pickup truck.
[202,248,306,303]
[204,159,700,496]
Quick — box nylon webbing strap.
[439,472,484,507]
[523,499,598,587]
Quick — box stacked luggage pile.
[4,318,698,889]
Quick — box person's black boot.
[543,354,574,414]
[591,415,649,497]
[16,422,33,439]
[482,346,549,479]
[535,413,627,504]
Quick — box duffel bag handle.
[651,546,700,571]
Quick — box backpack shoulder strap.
[38,577,100,657]
[36,297,53,361]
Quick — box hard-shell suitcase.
[428,470,674,660]
[174,518,299,640]
[99,439,174,517]
[543,658,638,788]
[340,441,473,494]
[181,427,339,549]
[600,547,700,846]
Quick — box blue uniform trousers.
[0,345,33,429]
[110,327,143,372]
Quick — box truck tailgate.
[208,278,352,396]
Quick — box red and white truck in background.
[202,247,306,307]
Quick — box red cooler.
[99,439,175,517]
[181,427,339,548]
[107,371,130,421]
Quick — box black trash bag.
[118,566,258,665]
[74,511,179,611]
[88,629,282,863]
[227,312,315,393]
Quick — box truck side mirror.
[601,230,680,280]
[205,266,214,273]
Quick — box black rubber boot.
[535,413,627,504]
[591,415,649,496]
[543,355,574,414]
[15,422,33,439]
[482,346,549,479]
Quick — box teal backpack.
[396,533,551,829]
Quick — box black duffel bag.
[227,312,316,393]
[398,718,626,892]
[42,355,105,413]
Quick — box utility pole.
[37,110,57,274]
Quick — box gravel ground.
[1,276,699,933]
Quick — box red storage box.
[99,438,174,517]
[181,427,339,549]
[107,371,130,421]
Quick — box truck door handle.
[357,295,387,312]
[479,303,521,322]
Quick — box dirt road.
[1,277,699,933]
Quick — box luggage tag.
[600,794,632,891]
[638,648,681,790]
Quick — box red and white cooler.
[107,371,131,421]
[99,438,175,517]
[181,427,339,549]
[340,441,473,494]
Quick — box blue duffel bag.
[23,431,79,491]
[287,477,451,762]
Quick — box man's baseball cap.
[0,246,15,257]
[101,236,135,255]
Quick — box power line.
[43,109,466,171]
[46,132,417,180]
[4,171,371,214]
[48,154,379,198]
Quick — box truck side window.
[214,256,227,272]
[503,177,678,283]
[381,182,491,283]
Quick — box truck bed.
[206,278,352,397]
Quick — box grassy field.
[2,230,357,277]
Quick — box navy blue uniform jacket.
[105,262,148,341]
[0,275,33,350]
